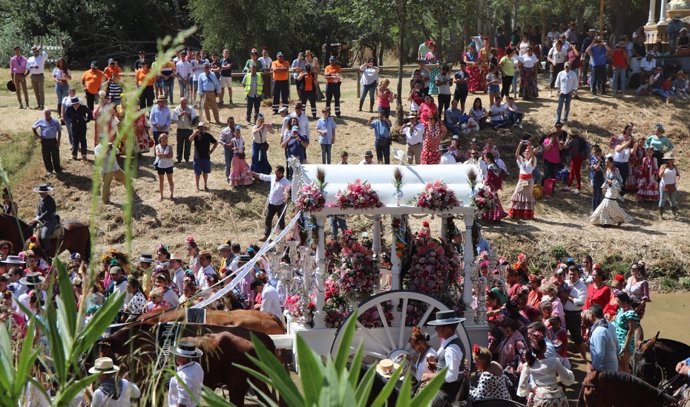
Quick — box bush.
[657,276,679,291]
[550,245,569,262]
[679,277,690,291]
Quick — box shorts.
[193,158,211,175]
[488,84,500,93]
[157,166,174,175]
[220,76,233,87]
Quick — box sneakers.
[562,186,570,192]
[573,189,580,195]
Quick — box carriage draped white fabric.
[293,164,482,208]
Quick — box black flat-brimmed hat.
[427,310,466,326]
[139,254,154,263]
[7,80,16,92]
[32,184,53,193]
[172,341,203,358]
[20,272,46,286]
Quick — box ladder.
[155,322,180,371]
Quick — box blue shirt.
[286,134,309,161]
[445,107,464,126]
[316,116,336,144]
[370,119,391,142]
[197,71,220,94]
[32,117,61,139]
[589,320,619,371]
[590,45,607,67]
[149,105,172,132]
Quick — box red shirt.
[584,284,611,310]
[612,49,628,69]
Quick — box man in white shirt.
[89,357,140,407]
[251,165,291,242]
[554,62,578,125]
[359,150,374,164]
[290,102,310,137]
[170,254,186,294]
[258,279,283,323]
[94,142,125,204]
[639,53,657,83]
[176,51,193,101]
[172,97,198,163]
[563,265,588,362]
[400,114,425,164]
[169,342,204,407]
[27,45,48,109]
[488,96,511,129]
[548,40,568,94]
[195,250,217,295]
[15,272,47,318]
[439,144,457,164]
[425,310,465,406]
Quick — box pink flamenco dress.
[636,156,659,201]
[421,123,443,164]
[625,145,645,193]
[483,163,508,222]
[229,137,254,186]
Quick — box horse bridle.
[635,340,666,385]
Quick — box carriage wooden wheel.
[330,290,472,368]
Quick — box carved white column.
[390,215,401,290]
[372,215,382,257]
[648,0,657,24]
[658,0,668,24]
[462,214,475,324]
[313,216,326,328]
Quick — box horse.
[636,332,690,391]
[0,214,91,260]
[135,308,287,335]
[580,369,679,407]
[100,321,283,407]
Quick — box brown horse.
[636,332,690,391]
[581,369,679,407]
[101,322,284,407]
[135,308,286,335]
[0,214,91,260]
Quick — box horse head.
[635,331,661,385]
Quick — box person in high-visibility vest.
[241,63,263,124]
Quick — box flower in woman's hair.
[472,344,481,354]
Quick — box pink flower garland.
[335,179,384,210]
[295,183,326,212]
[416,180,460,211]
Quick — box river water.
[643,291,690,343]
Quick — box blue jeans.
[56,83,69,115]
[592,180,604,211]
[223,148,233,180]
[375,139,391,164]
[653,88,672,100]
[359,81,377,110]
[613,161,629,194]
[612,68,627,92]
[163,77,175,103]
[556,92,572,123]
[659,185,678,209]
[320,143,332,164]
[329,216,348,238]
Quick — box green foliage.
[549,245,569,262]
[203,312,447,407]
[657,276,679,291]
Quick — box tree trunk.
[396,0,406,125]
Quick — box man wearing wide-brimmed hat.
[16,271,47,318]
[168,341,205,407]
[29,184,59,256]
[425,310,466,407]
[89,357,141,405]
[150,95,172,145]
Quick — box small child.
[673,71,689,101]
[547,316,569,360]
[486,64,501,103]
[145,288,170,312]
[506,97,524,127]
[338,151,349,165]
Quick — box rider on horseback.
[29,184,59,257]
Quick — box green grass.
[0,132,37,182]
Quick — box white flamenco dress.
[590,181,634,226]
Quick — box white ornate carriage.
[276,161,491,366]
